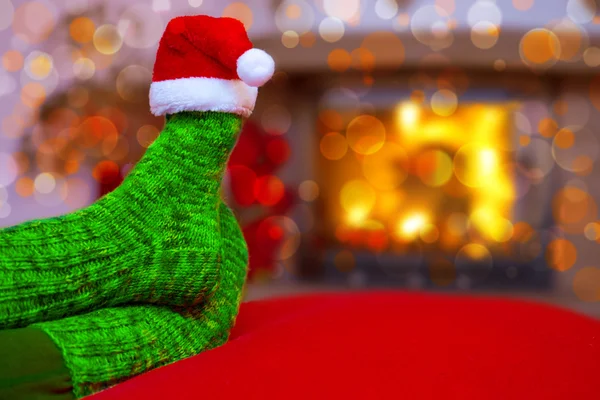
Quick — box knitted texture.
[0,111,242,330]
[31,200,248,398]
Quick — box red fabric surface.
[89,292,600,400]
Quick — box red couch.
[89,292,600,399]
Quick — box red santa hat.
[150,15,275,118]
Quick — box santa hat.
[149,15,275,118]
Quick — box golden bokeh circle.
[583,47,600,67]
[552,186,597,234]
[69,17,95,44]
[550,18,587,62]
[281,30,299,48]
[2,50,23,72]
[431,89,457,116]
[320,132,348,160]
[318,109,344,132]
[453,143,500,188]
[223,2,254,30]
[362,142,408,190]
[361,31,405,68]
[538,118,558,138]
[15,176,34,197]
[327,48,352,72]
[26,52,53,79]
[346,115,386,155]
[545,239,577,272]
[136,125,160,148]
[93,25,123,55]
[116,65,152,102]
[340,179,377,213]
[519,28,561,66]
[572,267,600,302]
[415,149,453,187]
[552,126,599,173]
[350,48,375,71]
[21,82,46,108]
[584,222,600,241]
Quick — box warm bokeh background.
[1,0,600,317]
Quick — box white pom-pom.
[237,48,275,87]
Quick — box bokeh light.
[552,126,599,174]
[319,17,344,43]
[72,57,95,80]
[223,2,253,30]
[320,132,348,160]
[572,267,600,302]
[298,180,319,202]
[275,0,315,34]
[93,25,123,55]
[341,180,377,215]
[0,153,18,186]
[415,149,453,187]
[0,0,14,32]
[566,0,596,24]
[12,1,56,44]
[69,16,94,44]
[328,48,352,72]
[24,51,53,80]
[411,5,453,51]
[513,0,534,11]
[431,89,458,116]
[519,29,561,67]
[257,216,301,260]
[282,30,300,48]
[471,21,499,50]
[552,185,597,234]
[322,0,361,22]
[254,175,285,206]
[3,50,24,72]
[261,105,292,134]
[116,65,152,102]
[362,142,408,190]
[346,115,386,155]
[545,239,577,271]
[361,31,405,68]
[118,4,164,49]
[584,222,600,241]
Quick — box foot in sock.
[0,111,242,329]
[28,200,249,399]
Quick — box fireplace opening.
[311,92,552,290]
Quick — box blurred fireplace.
[298,84,556,291]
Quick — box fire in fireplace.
[317,97,520,263]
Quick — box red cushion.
[89,292,600,400]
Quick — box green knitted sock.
[31,200,249,398]
[0,111,242,330]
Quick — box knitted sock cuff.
[30,308,155,398]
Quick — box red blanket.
[89,292,600,399]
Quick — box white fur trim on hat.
[237,48,275,88]
[149,77,258,117]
